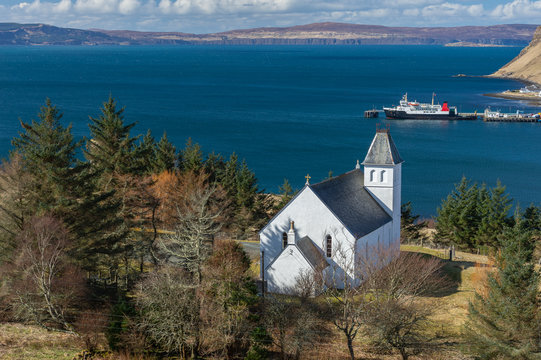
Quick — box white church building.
[259,129,404,293]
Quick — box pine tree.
[179,138,203,173]
[203,151,225,183]
[236,159,258,209]
[400,201,425,244]
[435,177,482,249]
[476,180,512,248]
[276,178,294,210]
[85,96,140,185]
[11,99,124,270]
[154,132,177,173]
[136,129,156,174]
[221,152,239,201]
[465,223,541,359]
[522,205,541,232]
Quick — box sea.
[0,45,540,217]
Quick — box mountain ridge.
[0,22,538,46]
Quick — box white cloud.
[1,0,539,33]
[403,8,420,15]
[119,0,140,14]
[74,0,117,13]
[53,0,72,12]
[421,2,484,17]
[491,0,541,18]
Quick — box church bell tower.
[362,128,404,242]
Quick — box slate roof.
[297,236,328,269]
[362,130,404,165]
[310,169,392,238]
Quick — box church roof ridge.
[309,168,363,187]
[310,169,392,238]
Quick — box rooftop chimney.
[287,221,296,245]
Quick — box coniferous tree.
[154,132,177,173]
[236,159,258,210]
[436,177,513,250]
[400,202,425,244]
[475,180,512,248]
[275,178,294,210]
[203,151,225,183]
[0,155,32,264]
[85,96,140,185]
[464,223,541,359]
[179,138,203,173]
[521,205,541,263]
[221,152,239,201]
[11,99,124,270]
[136,129,156,174]
[436,177,481,249]
[522,205,541,232]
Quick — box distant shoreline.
[451,73,541,105]
[444,42,513,48]
[484,90,541,105]
[0,22,537,46]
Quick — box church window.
[380,170,387,182]
[370,169,376,182]
[326,235,332,257]
[282,232,288,248]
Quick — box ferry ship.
[383,93,477,120]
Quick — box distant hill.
[491,25,541,85]
[0,22,538,46]
[0,23,122,45]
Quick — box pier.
[483,109,541,123]
[364,109,380,118]
[484,116,540,123]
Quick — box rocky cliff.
[491,25,541,85]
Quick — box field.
[0,323,81,360]
[0,245,488,360]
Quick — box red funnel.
[442,102,449,111]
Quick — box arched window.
[326,235,332,258]
[370,169,376,182]
[282,232,288,248]
[380,170,387,182]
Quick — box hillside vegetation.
[492,25,541,85]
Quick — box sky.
[0,0,540,33]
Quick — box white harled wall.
[259,186,356,283]
[363,163,402,243]
[266,245,312,294]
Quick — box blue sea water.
[0,45,540,216]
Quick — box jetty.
[483,109,541,122]
[364,109,380,118]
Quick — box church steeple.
[362,128,403,166]
[362,129,403,243]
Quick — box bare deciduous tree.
[323,241,370,360]
[160,174,227,284]
[264,293,321,360]
[199,240,257,359]
[135,266,198,357]
[13,215,85,333]
[364,251,450,360]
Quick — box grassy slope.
[492,25,541,85]
[0,245,487,359]
[0,323,81,359]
